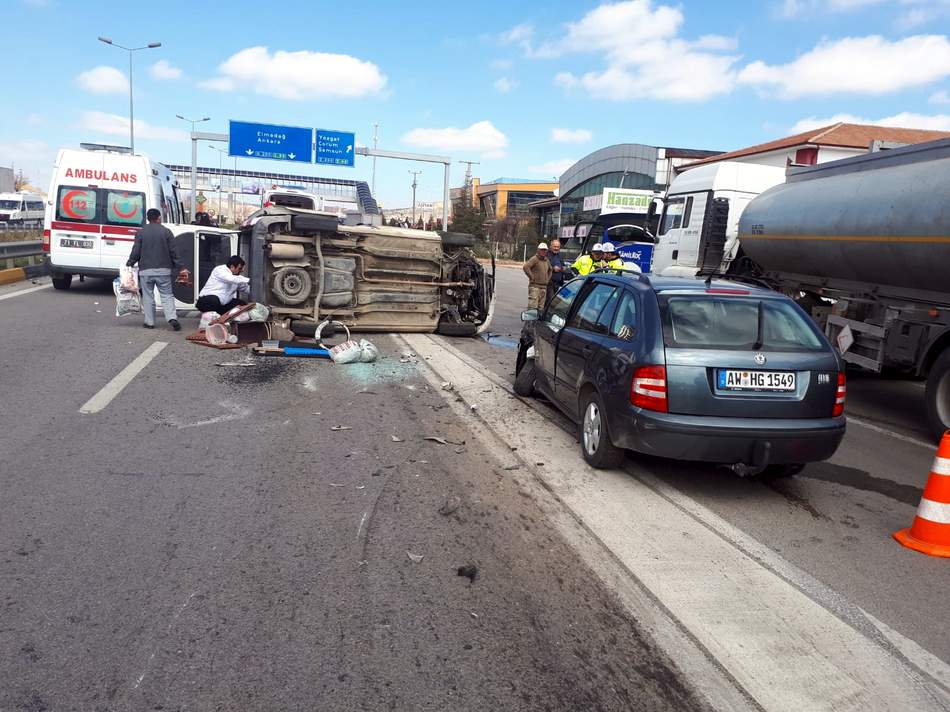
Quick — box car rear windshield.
[660,296,824,351]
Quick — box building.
[532,143,719,242]
[381,201,444,227]
[676,122,950,174]
[466,178,558,222]
[0,167,14,193]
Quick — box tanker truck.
[734,138,950,441]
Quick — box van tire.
[52,273,72,290]
[436,321,478,337]
[440,232,477,248]
[580,391,625,469]
[513,359,537,397]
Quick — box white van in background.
[44,145,184,290]
[0,192,45,228]
[651,162,785,277]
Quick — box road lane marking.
[402,333,950,712]
[79,342,168,414]
[848,415,934,450]
[0,283,51,301]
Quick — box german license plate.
[61,238,94,249]
[718,369,796,391]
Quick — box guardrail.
[0,222,42,232]
[0,241,43,261]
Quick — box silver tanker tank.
[737,139,950,298]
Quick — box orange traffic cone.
[894,431,950,558]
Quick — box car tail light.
[832,371,846,417]
[631,365,668,412]
[42,229,50,252]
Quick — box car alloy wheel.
[583,401,602,457]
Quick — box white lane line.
[0,283,51,302]
[404,333,950,712]
[848,415,934,450]
[79,342,168,414]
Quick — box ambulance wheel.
[52,273,72,290]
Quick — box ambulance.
[44,144,185,290]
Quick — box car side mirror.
[521,309,540,322]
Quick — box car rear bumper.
[610,408,846,465]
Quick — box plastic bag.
[119,265,139,293]
[113,277,142,317]
[358,339,379,363]
[329,339,363,364]
[248,303,270,322]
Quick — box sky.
[3,0,950,207]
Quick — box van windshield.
[0,200,20,209]
[660,296,824,351]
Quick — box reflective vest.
[572,254,606,275]
[605,257,625,269]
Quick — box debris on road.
[457,564,478,583]
[391,435,404,442]
[407,551,425,563]
[331,425,352,431]
[441,381,454,391]
[438,496,461,516]
[424,436,449,445]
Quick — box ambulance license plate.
[718,369,796,391]
[61,238,94,249]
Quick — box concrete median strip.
[400,332,950,712]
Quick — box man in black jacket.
[126,209,190,330]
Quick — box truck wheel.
[926,348,950,442]
[580,391,625,469]
[51,273,72,290]
[513,358,537,397]
[436,321,478,337]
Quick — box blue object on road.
[229,120,312,163]
[283,347,331,358]
[315,129,356,167]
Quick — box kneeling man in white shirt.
[196,255,250,314]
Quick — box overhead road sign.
[316,129,356,167]
[228,120,312,163]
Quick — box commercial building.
[676,122,950,175]
[454,177,558,222]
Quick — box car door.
[171,230,196,305]
[534,279,585,398]
[555,282,618,416]
[597,288,647,417]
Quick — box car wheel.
[513,358,537,397]
[926,348,950,442]
[580,391,625,469]
[437,321,478,337]
[756,463,805,481]
[51,273,72,290]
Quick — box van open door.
[167,227,239,307]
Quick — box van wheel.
[52,273,72,290]
[513,358,537,397]
[580,391,625,469]
[436,321,478,337]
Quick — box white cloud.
[790,111,950,133]
[499,23,534,45]
[76,66,128,95]
[779,0,886,17]
[79,111,189,142]
[551,127,592,143]
[491,58,513,70]
[149,59,182,81]
[739,35,950,98]
[200,46,387,100]
[539,1,739,102]
[494,77,518,93]
[26,113,45,127]
[528,158,577,176]
[401,120,508,158]
[931,89,950,104]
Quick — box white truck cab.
[44,146,184,290]
[0,192,45,227]
[651,161,785,276]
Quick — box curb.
[0,263,48,286]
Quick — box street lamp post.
[409,170,421,225]
[208,145,225,220]
[176,116,209,220]
[98,36,161,155]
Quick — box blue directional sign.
[229,120,312,163]
[315,129,356,167]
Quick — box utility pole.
[409,170,422,224]
[371,122,379,197]
[459,160,479,208]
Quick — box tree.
[448,202,485,240]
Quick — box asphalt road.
[462,264,950,664]
[0,278,701,711]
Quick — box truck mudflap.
[825,315,885,372]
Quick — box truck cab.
[652,162,785,276]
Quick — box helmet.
[537,242,549,250]
[592,243,604,252]
[602,242,616,252]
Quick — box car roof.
[589,271,780,298]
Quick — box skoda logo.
[753,353,767,366]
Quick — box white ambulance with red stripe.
[44,145,184,290]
